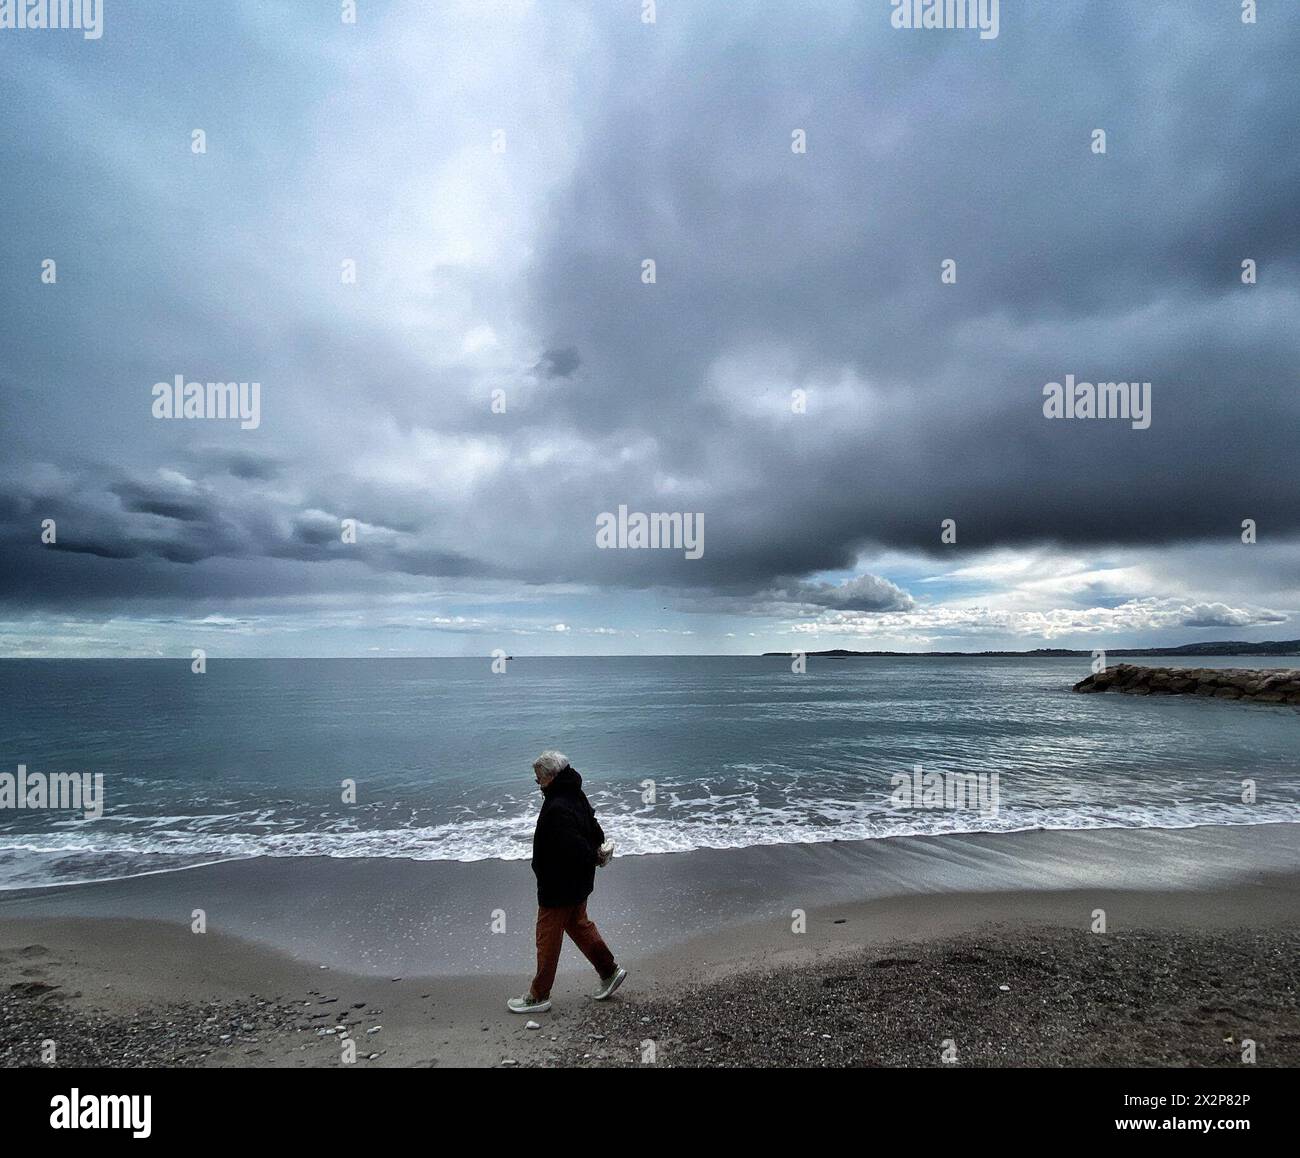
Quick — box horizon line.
[2,642,1298,662]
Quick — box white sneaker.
[507,994,551,1014]
[591,967,627,1001]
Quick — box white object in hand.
[597,839,614,867]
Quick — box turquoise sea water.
[0,656,1297,888]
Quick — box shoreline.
[2,823,1299,1067]
[2,823,1298,974]
[4,813,1298,895]
[8,812,1300,895]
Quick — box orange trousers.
[529,901,616,1000]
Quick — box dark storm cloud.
[291,511,342,547]
[194,449,283,481]
[689,572,917,617]
[1,0,1298,623]
[0,461,489,611]
[781,574,916,613]
[113,478,211,523]
[519,1,1300,576]
[535,346,582,379]
[45,540,139,561]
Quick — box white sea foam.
[2,799,1297,889]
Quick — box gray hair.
[532,750,569,779]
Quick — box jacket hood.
[542,765,582,795]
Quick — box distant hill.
[761,640,1300,658]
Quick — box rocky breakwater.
[1072,664,1300,704]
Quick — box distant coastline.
[4,640,1300,662]
[761,639,1300,658]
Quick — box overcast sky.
[1,1,1297,657]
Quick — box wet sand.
[2,824,1298,1067]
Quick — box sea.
[1,656,1297,889]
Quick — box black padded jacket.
[531,766,605,908]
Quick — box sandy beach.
[3,823,1298,1068]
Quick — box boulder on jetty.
[1072,663,1300,704]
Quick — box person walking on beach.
[508,751,626,1014]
